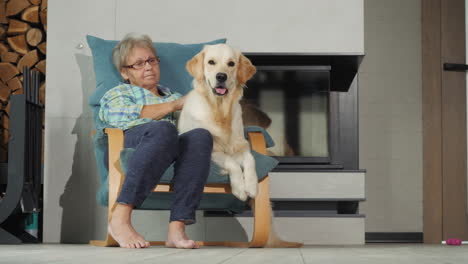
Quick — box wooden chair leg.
[90,129,124,247]
[196,175,302,248]
[249,176,303,248]
[195,177,272,248]
[248,131,303,248]
[89,198,120,246]
[248,176,271,247]
[89,203,120,246]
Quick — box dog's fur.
[178,44,257,201]
[179,44,302,248]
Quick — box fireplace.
[244,54,364,171]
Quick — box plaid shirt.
[99,83,182,130]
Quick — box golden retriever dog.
[179,44,302,248]
[178,44,257,201]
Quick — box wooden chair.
[89,127,302,248]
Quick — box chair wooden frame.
[90,128,300,247]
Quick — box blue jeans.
[116,121,213,225]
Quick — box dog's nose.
[216,73,227,83]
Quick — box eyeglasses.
[123,57,160,70]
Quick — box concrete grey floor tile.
[139,247,246,264]
[1,244,468,264]
[223,248,304,264]
[0,244,182,264]
[299,244,468,264]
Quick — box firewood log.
[7,77,22,94]
[1,103,10,162]
[26,28,42,46]
[39,8,46,31]
[0,80,10,101]
[1,127,9,143]
[29,0,42,5]
[37,42,46,54]
[0,62,19,82]
[0,118,10,162]
[12,85,23,95]
[7,34,28,55]
[2,103,10,163]
[6,0,31,17]
[39,81,44,104]
[1,52,19,63]
[0,2,8,24]
[17,49,38,73]
[4,103,10,116]
[41,0,47,11]
[7,19,30,35]
[0,25,5,40]
[21,6,39,23]
[35,59,45,74]
[0,42,9,55]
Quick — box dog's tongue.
[216,88,227,95]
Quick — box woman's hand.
[140,96,186,120]
[172,96,186,111]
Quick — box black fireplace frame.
[244,53,364,171]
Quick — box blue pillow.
[86,35,227,106]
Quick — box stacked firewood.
[0,0,47,162]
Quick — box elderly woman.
[99,33,212,249]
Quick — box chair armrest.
[244,126,275,148]
[104,128,125,168]
[247,131,268,155]
[91,128,124,141]
[104,128,124,140]
[103,128,125,209]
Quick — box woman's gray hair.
[112,33,157,70]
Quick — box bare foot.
[165,221,200,249]
[108,204,150,249]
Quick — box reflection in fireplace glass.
[242,67,330,159]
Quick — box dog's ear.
[186,50,205,81]
[237,54,256,84]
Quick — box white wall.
[114,0,364,53]
[45,0,364,242]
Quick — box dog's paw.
[233,190,248,201]
[231,183,248,201]
[243,167,258,198]
[244,180,258,198]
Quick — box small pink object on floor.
[444,238,462,245]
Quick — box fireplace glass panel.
[243,66,330,162]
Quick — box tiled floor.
[0,244,467,264]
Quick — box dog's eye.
[228,61,235,67]
[208,60,216,65]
